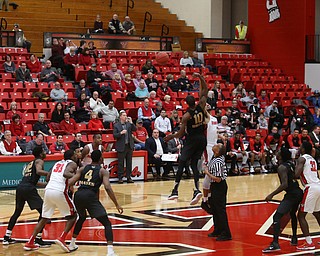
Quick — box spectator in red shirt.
[49,134,69,154]
[258,90,270,110]
[229,131,249,172]
[287,128,301,161]
[6,101,25,124]
[88,112,104,131]
[63,47,79,80]
[26,54,42,74]
[299,128,313,144]
[111,73,127,93]
[162,95,175,112]
[124,74,135,92]
[124,64,136,78]
[78,48,92,67]
[133,119,149,150]
[9,114,24,137]
[248,132,267,173]
[60,112,78,136]
[157,80,175,101]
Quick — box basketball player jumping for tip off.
[165,73,208,205]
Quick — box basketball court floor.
[0,174,320,255]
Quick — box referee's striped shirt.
[208,155,227,180]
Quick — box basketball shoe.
[190,190,202,205]
[23,242,39,251]
[262,242,280,253]
[296,242,315,250]
[168,189,178,200]
[2,236,16,245]
[55,237,70,252]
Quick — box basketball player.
[262,147,303,253]
[24,150,78,252]
[3,146,51,247]
[294,141,320,250]
[81,134,105,166]
[165,73,208,204]
[68,150,123,256]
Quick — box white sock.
[107,245,114,254]
[36,233,42,239]
[70,237,77,246]
[203,197,208,202]
[5,230,12,237]
[306,236,312,244]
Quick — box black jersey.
[186,105,205,137]
[281,161,299,193]
[20,159,41,186]
[78,164,102,193]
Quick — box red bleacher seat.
[123,101,135,109]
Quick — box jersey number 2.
[311,160,317,172]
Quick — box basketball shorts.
[277,188,303,214]
[300,184,320,213]
[74,189,107,219]
[42,188,76,218]
[180,135,207,162]
[16,185,43,210]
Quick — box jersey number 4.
[84,170,93,182]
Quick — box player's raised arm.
[101,168,123,214]
[193,73,208,109]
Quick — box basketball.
[155,52,169,65]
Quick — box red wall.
[248,0,315,82]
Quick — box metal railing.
[306,35,320,62]
[142,11,152,34]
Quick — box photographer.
[113,110,137,184]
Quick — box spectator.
[248,98,260,128]
[26,54,41,74]
[230,131,249,172]
[145,129,170,179]
[124,64,136,78]
[12,24,32,52]
[75,79,91,99]
[63,47,79,81]
[87,63,106,92]
[50,81,67,102]
[180,51,193,67]
[258,90,270,110]
[157,80,175,101]
[306,90,320,110]
[230,99,241,120]
[63,39,77,55]
[40,60,59,84]
[169,109,181,132]
[76,99,92,123]
[0,130,22,155]
[235,20,247,40]
[89,91,106,114]
[133,119,148,150]
[301,105,315,132]
[78,48,92,67]
[25,134,49,155]
[113,111,136,183]
[49,135,69,154]
[233,118,246,137]
[60,112,78,136]
[88,112,104,131]
[287,128,301,160]
[105,63,125,80]
[264,100,279,118]
[309,125,320,159]
[215,108,223,123]
[135,80,149,99]
[124,74,135,92]
[3,54,16,74]
[69,133,86,151]
[145,71,159,92]
[33,113,54,137]
[133,71,146,89]
[166,74,180,92]
[313,108,320,126]
[248,132,267,173]
[212,80,225,102]
[191,51,213,72]
[50,37,65,70]
[240,91,257,110]
[111,73,126,92]
[100,100,119,129]
[141,59,157,74]
[268,110,284,134]
[162,95,174,112]
[76,40,87,55]
[149,90,160,108]
[299,128,313,144]
[232,83,247,99]
[6,101,25,124]
[122,16,135,35]
[9,114,24,137]
[177,70,192,91]
[93,14,104,33]
[154,101,163,117]
[108,14,127,34]
[206,91,216,110]
[15,62,32,82]
[0,0,8,11]
[76,92,88,110]
[50,102,65,130]
[258,113,268,130]
[287,108,304,134]
[154,109,171,137]
[88,41,99,59]
[217,116,232,138]
[138,98,156,135]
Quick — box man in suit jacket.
[15,62,32,82]
[113,110,137,183]
[145,129,169,179]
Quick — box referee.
[204,143,232,241]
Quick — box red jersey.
[229,137,245,152]
[249,138,264,153]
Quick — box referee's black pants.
[209,180,231,238]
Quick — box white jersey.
[207,115,218,146]
[46,160,74,192]
[82,143,103,166]
[301,154,320,186]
